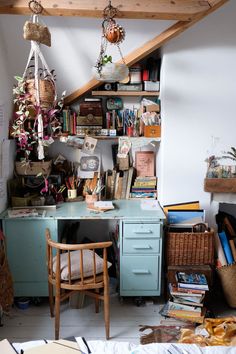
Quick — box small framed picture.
[135,151,155,177]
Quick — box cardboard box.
[144,125,161,138]
[146,103,160,112]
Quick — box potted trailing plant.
[11,73,65,175]
[94,54,129,83]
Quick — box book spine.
[218,231,234,264]
[229,239,236,262]
[214,233,227,267]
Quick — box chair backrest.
[45,228,112,289]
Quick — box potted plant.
[11,73,65,175]
[94,54,129,83]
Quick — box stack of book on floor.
[130,176,157,199]
[160,271,209,324]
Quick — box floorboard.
[1,289,236,345]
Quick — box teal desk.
[0,200,165,297]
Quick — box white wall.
[0,15,172,97]
[0,24,15,213]
[159,1,236,226]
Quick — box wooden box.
[204,178,236,193]
[167,265,214,287]
[144,125,161,138]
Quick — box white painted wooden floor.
[1,286,235,345]
[0,293,165,345]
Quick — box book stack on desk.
[160,272,209,324]
[130,176,157,199]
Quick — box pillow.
[53,249,112,281]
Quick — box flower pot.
[26,79,56,109]
[94,63,129,83]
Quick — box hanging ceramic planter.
[94,1,129,83]
[94,62,129,83]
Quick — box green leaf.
[14,76,23,82]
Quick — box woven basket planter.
[217,263,236,308]
[26,79,56,109]
[166,229,215,266]
[15,160,52,176]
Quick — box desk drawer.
[123,238,160,254]
[121,255,160,291]
[123,223,160,239]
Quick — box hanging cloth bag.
[0,230,14,313]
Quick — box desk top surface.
[1,200,166,221]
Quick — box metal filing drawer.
[121,255,160,292]
[123,222,160,239]
[123,238,160,254]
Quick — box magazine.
[176,272,209,291]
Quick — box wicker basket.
[166,229,215,266]
[15,160,52,176]
[26,79,56,109]
[217,263,236,308]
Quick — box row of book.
[215,230,236,267]
[105,167,134,200]
[130,176,157,199]
[160,272,209,324]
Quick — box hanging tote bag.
[0,230,14,313]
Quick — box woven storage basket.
[15,160,52,176]
[217,263,236,308]
[26,79,55,109]
[166,229,215,266]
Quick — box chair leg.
[48,282,54,317]
[95,289,100,313]
[104,282,110,339]
[54,289,61,340]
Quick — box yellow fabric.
[179,317,236,346]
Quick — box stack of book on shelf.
[130,176,157,199]
[160,271,209,324]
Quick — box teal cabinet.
[2,219,57,297]
[120,221,163,296]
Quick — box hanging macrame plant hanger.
[94,1,129,83]
[22,0,57,160]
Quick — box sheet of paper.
[141,199,159,210]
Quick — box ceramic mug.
[67,189,77,199]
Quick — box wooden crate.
[144,125,161,138]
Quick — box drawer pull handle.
[132,269,150,274]
[134,230,152,234]
[133,245,151,249]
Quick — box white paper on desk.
[141,199,159,210]
[94,201,114,209]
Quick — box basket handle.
[192,223,208,233]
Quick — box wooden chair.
[45,228,112,340]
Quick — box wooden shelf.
[91,91,159,97]
[204,178,236,193]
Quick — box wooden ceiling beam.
[0,1,211,21]
[64,0,228,105]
